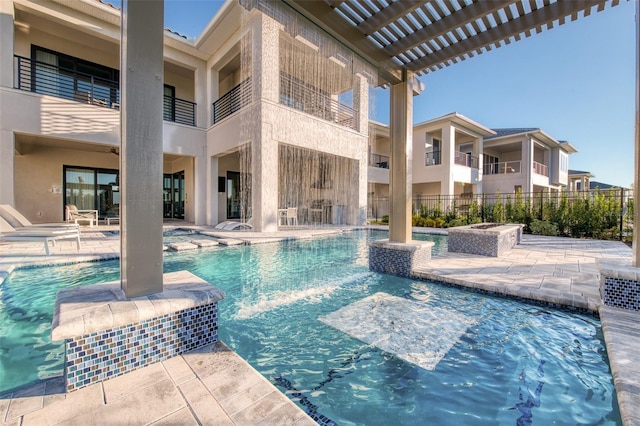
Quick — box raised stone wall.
[369,239,434,276]
[51,271,225,392]
[448,223,522,257]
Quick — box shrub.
[529,219,558,236]
[381,214,389,224]
[446,218,467,228]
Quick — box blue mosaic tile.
[64,302,219,392]
[603,277,640,311]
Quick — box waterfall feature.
[239,0,378,229]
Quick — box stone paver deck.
[0,341,315,426]
[1,224,639,425]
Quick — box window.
[425,136,441,166]
[559,152,568,172]
[483,154,499,174]
[32,46,119,106]
[64,166,119,219]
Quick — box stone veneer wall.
[52,271,225,392]
[369,240,434,276]
[599,260,640,311]
[448,224,522,257]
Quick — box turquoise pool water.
[0,230,620,424]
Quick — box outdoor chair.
[66,205,98,227]
[0,216,81,256]
[0,204,78,231]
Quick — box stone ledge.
[597,259,640,282]
[368,239,435,252]
[51,270,225,341]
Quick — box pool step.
[191,239,219,248]
[167,242,199,251]
[217,238,244,246]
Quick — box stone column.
[0,130,14,206]
[388,69,413,243]
[206,155,218,225]
[0,0,14,89]
[249,11,280,232]
[192,154,207,225]
[120,0,164,297]
[440,123,455,198]
[522,136,533,192]
[194,65,207,128]
[354,73,369,134]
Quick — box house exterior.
[482,128,577,194]
[367,118,579,218]
[568,169,595,191]
[0,0,373,231]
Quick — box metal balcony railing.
[425,151,442,166]
[212,78,252,124]
[533,161,549,176]
[454,151,479,168]
[14,55,197,126]
[370,153,389,169]
[483,161,522,175]
[164,95,196,126]
[279,73,357,130]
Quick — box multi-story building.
[0,0,373,231]
[367,117,578,217]
[482,128,577,194]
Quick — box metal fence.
[368,189,634,240]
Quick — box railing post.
[16,56,20,89]
[620,187,625,240]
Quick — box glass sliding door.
[163,171,184,219]
[64,166,120,219]
[97,171,119,220]
[226,171,241,219]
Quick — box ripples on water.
[0,230,620,425]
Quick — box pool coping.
[1,224,638,424]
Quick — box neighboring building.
[0,0,373,231]
[568,169,595,191]
[482,128,577,194]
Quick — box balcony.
[14,55,197,127]
[425,151,441,166]
[279,73,357,130]
[484,161,522,175]
[212,78,252,125]
[454,151,479,168]
[370,153,389,169]
[533,161,549,177]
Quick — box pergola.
[284,0,640,261]
[120,0,638,297]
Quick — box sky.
[106,0,637,188]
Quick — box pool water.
[0,230,620,425]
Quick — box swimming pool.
[0,230,620,424]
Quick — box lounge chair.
[0,204,79,231]
[66,204,98,227]
[214,219,253,230]
[0,216,81,256]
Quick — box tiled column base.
[598,259,640,310]
[51,270,225,392]
[369,239,434,277]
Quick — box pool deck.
[1,223,639,425]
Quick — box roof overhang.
[414,111,496,137]
[282,0,622,86]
